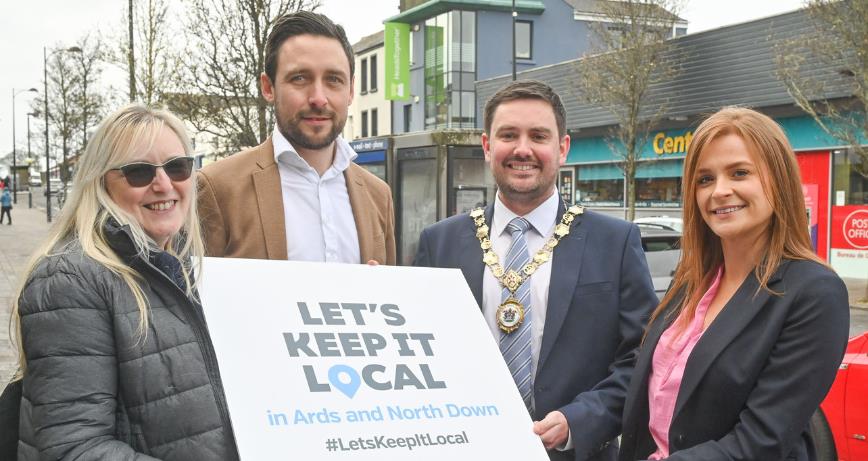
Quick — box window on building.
[361,58,368,93]
[634,160,683,207]
[606,24,626,49]
[576,164,624,207]
[424,10,476,129]
[370,55,378,92]
[409,29,416,65]
[635,177,682,207]
[371,108,378,136]
[515,20,532,59]
[577,179,624,206]
[834,149,868,204]
[404,104,412,132]
[361,110,369,138]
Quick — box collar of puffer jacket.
[101,216,185,258]
[100,216,191,290]
[101,216,141,260]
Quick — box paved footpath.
[0,206,50,382]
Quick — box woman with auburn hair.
[619,107,849,461]
[9,105,238,460]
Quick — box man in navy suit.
[414,80,657,461]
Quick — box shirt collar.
[492,189,560,238]
[271,126,357,173]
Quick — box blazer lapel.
[672,264,786,418]
[623,294,682,431]
[345,166,374,263]
[538,202,587,371]
[463,205,493,308]
[251,139,288,260]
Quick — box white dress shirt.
[272,128,360,263]
[482,190,559,382]
[483,190,574,449]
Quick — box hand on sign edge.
[533,410,569,450]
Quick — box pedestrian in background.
[0,189,12,225]
[9,104,238,460]
[619,107,849,461]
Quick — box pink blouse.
[647,267,723,460]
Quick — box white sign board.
[199,258,549,460]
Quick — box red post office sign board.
[831,205,868,250]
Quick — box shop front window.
[576,164,624,207]
[575,160,684,208]
[635,177,682,207]
[833,149,868,205]
[634,160,683,207]
[577,180,624,207]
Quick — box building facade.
[346,31,392,141]
[477,8,867,277]
[367,0,686,262]
[386,0,685,135]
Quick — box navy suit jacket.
[414,203,658,461]
[619,259,850,461]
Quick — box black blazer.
[619,259,849,461]
[415,204,658,461]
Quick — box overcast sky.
[0,0,805,155]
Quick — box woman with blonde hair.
[10,104,238,460]
[619,107,849,461]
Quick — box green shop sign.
[385,22,410,100]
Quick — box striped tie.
[499,217,534,414]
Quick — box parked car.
[28,176,42,187]
[639,226,681,299]
[812,332,868,461]
[635,215,683,232]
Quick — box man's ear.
[559,134,570,166]
[482,132,491,162]
[261,73,275,103]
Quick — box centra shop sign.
[652,131,693,156]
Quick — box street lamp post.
[27,112,37,209]
[43,47,51,222]
[512,0,517,81]
[12,88,38,204]
[42,45,82,223]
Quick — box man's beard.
[493,162,556,207]
[277,108,345,150]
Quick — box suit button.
[675,434,685,446]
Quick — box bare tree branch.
[167,0,320,156]
[775,0,868,176]
[573,0,685,220]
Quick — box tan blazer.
[197,138,396,265]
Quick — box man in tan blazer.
[197,11,395,265]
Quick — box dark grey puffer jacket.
[17,221,239,460]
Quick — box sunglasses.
[112,156,195,187]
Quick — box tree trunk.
[626,173,636,221]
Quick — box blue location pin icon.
[328,365,361,398]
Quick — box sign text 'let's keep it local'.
[199,258,549,460]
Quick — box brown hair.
[649,107,825,330]
[263,10,354,84]
[483,80,567,138]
